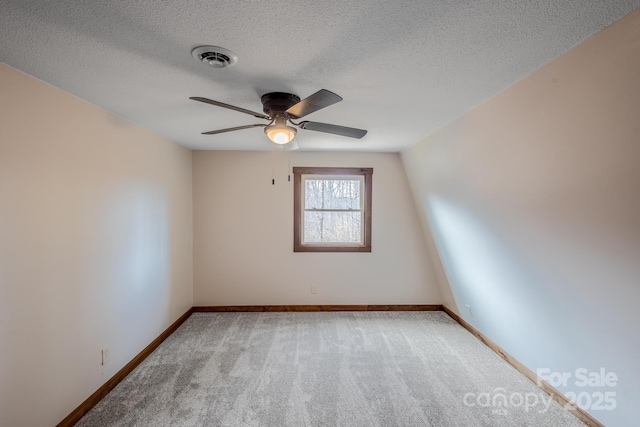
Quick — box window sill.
[294,244,371,253]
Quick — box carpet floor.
[76,312,584,426]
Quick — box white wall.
[401,10,640,427]
[0,64,193,427]
[193,150,440,306]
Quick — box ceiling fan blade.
[285,89,342,119]
[190,97,271,120]
[201,124,267,135]
[298,121,367,139]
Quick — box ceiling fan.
[190,89,367,146]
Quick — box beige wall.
[0,64,193,427]
[193,151,440,306]
[402,10,640,426]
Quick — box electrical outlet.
[311,284,317,294]
[101,347,110,365]
[465,304,473,317]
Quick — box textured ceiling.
[1,1,639,152]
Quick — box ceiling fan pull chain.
[271,149,275,185]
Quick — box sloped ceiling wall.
[401,10,640,426]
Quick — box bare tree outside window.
[293,167,372,252]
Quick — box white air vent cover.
[191,46,238,68]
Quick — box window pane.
[305,179,361,210]
[303,211,362,243]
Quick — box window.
[293,167,372,252]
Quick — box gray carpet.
[76,312,584,426]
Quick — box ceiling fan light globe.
[265,124,296,144]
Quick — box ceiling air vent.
[191,46,238,69]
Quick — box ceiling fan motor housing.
[261,92,301,117]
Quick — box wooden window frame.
[293,167,373,252]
